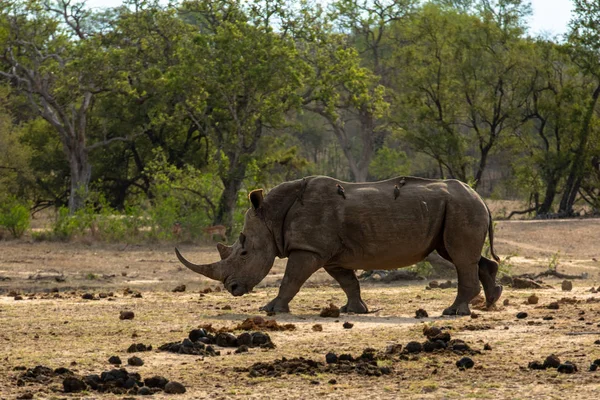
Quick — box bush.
[0,197,30,238]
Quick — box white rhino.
[176,176,502,316]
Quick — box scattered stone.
[503,299,510,306]
[516,312,528,319]
[456,357,474,370]
[547,302,560,310]
[127,343,152,353]
[404,341,423,354]
[557,362,577,374]
[320,303,340,318]
[119,311,135,320]
[561,280,573,291]
[222,305,232,310]
[189,328,208,341]
[63,377,87,393]
[144,376,169,388]
[415,309,428,318]
[428,281,439,289]
[528,361,545,370]
[312,324,323,332]
[235,345,249,354]
[484,343,492,351]
[543,354,561,369]
[590,363,598,372]
[343,322,354,329]
[470,312,479,319]
[138,386,152,396]
[527,294,539,304]
[439,280,452,289]
[325,352,338,364]
[172,285,186,293]
[14,295,23,301]
[328,378,337,384]
[164,381,186,394]
[108,356,122,365]
[82,293,95,300]
[127,356,144,366]
[385,344,403,354]
[543,316,554,320]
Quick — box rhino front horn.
[175,248,224,281]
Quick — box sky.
[86,0,575,37]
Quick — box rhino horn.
[175,248,225,281]
[216,243,233,260]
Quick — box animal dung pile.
[528,354,578,373]
[234,316,296,331]
[12,365,185,395]
[241,348,392,378]
[127,343,152,353]
[319,303,340,318]
[159,328,275,356]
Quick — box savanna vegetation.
[1,0,599,241]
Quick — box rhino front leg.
[443,262,481,316]
[324,266,368,314]
[259,250,324,313]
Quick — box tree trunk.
[536,174,558,215]
[215,163,246,238]
[559,83,600,215]
[68,145,92,214]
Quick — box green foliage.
[406,261,434,278]
[547,252,560,271]
[0,196,30,238]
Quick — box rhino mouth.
[224,277,247,297]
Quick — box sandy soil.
[1,218,600,399]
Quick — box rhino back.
[282,176,456,270]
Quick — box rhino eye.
[241,250,248,256]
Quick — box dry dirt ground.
[0,218,599,399]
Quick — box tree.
[0,1,130,213]
[559,0,600,215]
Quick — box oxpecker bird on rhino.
[175,175,503,316]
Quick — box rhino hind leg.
[478,256,503,306]
[259,250,324,314]
[442,263,481,316]
[325,266,368,314]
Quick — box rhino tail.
[486,205,500,262]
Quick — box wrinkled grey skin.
[175,176,503,316]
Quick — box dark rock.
[164,381,186,394]
[543,316,554,320]
[456,357,474,370]
[328,378,337,384]
[415,309,428,318]
[108,356,122,365]
[172,285,186,292]
[385,344,402,354]
[189,329,207,342]
[338,354,354,362]
[404,341,423,354]
[127,356,144,366]
[237,332,252,347]
[516,312,528,319]
[138,386,152,396]
[422,341,436,352]
[428,280,439,289]
[54,367,72,375]
[312,324,323,332]
[527,294,539,304]
[557,362,577,374]
[528,361,546,370]
[561,280,573,291]
[63,377,87,393]
[439,280,452,289]
[215,332,238,347]
[325,352,338,364]
[119,311,135,320]
[543,354,561,369]
[547,302,559,310]
[235,345,249,354]
[484,343,492,351]
[251,332,271,347]
[590,363,598,372]
[82,293,94,300]
[222,305,232,310]
[343,321,354,329]
[182,338,194,348]
[127,343,152,353]
[144,376,169,389]
[448,339,470,352]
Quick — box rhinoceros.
[175,176,503,316]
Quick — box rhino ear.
[249,189,264,210]
[216,243,233,260]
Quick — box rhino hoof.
[259,299,290,313]
[442,304,471,316]
[340,301,369,314]
[486,285,503,307]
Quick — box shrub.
[0,197,30,238]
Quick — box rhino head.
[175,189,277,296]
